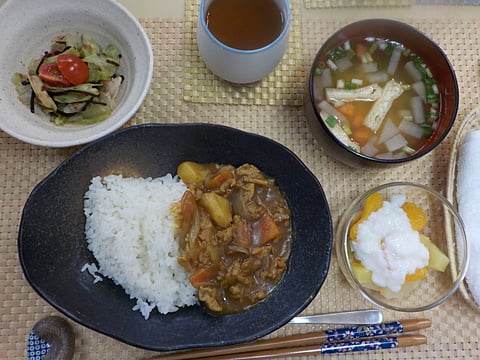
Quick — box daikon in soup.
[313,37,440,159]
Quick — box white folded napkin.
[456,130,480,305]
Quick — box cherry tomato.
[38,63,71,87]
[56,54,89,85]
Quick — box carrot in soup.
[351,112,365,128]
[351,125,374,146]
[316,37,441,159]
[355,43,369,57]
[337,103,355,119]
[337,102,367,130]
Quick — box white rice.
[83,174,198,319]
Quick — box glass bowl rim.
[336,181,470,312]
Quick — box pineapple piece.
[351,261,381,291]
[420,234,450,272]
[380,280,420,299]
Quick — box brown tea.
[205,0,285,51]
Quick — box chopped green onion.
[424,77,436,86]
[342,124,352,136]
[369,42,379,54]
[427,93,440,104]
[401,115,413,121]
[344,81,357,90]
[426,67,433,78]
[384,45,394,55]
[427,112,439,122]
[325,115,337,128]
[345,48,356,59]
[420,123,433,136]
[412,54,423,65]
[415,62,427,76]
[402,145,416,155]
[327,46,346,61]
[314,67,323,76]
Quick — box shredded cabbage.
[12,33,123,126]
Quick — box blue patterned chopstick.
[199,335,427,359]
[323,318,430,342]
[151,319,431,360]
[320,335,425,354]
[185,335,427,359]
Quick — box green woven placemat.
[183,0,304,106]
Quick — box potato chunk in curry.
[176,162,292,314]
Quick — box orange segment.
[402,202,427,231]
[405,266,428,282]
[349,192,383,240]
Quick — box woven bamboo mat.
[304,0,480,8]
[1,16,480,360]
[304,0,414,9]
[417,0,480,4]
[183,0,304,106]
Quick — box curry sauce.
[176,162,292,314]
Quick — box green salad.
[12,34,123,126]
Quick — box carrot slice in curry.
[205,170,233,189]
[189,266,217,288]
[257,214,280,245]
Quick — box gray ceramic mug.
[196,0,291,84]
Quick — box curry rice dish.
[83,162,292,318]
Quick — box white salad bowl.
[0,0,153,147]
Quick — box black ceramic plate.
[18,123,333,351]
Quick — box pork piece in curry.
[176,161,292,314]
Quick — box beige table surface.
[2,1,480,359]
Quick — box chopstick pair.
[148,318,431,359]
